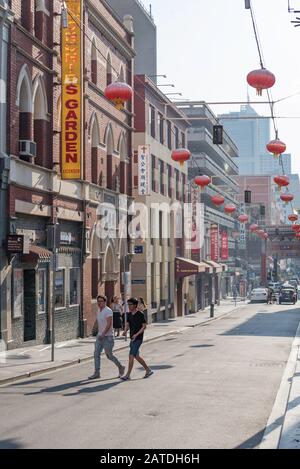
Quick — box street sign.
[134,246,143,254]
[7,235,24,253]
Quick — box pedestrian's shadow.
[137,365,173,370]
[64,380,122,396]
[24,377,118,396]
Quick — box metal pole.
[51,224,57,362]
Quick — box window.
[175,169,180,199]
[149,105,156,138]
[175,127,179,149]
[181,132,186,148]
[151,155,156,192]
[91,40,98,85]
[107,53,112,86]
[159,211,163,245]
[38,269,47,314]
[70,268,80,305]
[13,269,23,318]
[158,113,164,144]
[55,270,65,308]
[159,160,164,194]
[167,121,172,149]
[167,164,172,198]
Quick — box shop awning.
[204,260,223,273]
[175,257,211,279]
[22,245,52,263]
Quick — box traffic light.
[244,190,251,204]
[213,125,223,144]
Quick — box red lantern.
[257,229,265,237]
[274,175,289,190]
[224,204,236,215]
[238,214,249,224]
[289,214,298,222]
[171,148,191,166]
[194,175,211,190]
[247,68,275,96]
[267,139,286,157]
[291,224,300,232]
[263,233,269,239]
[280,193,294,203]
[249,224,259,232]
[104,82,133,110]
[211,195,225,206]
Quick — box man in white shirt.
[88,295,125,380]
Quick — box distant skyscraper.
[107,0,157,82]
[219,105,291,176]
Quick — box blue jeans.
[94,336,122,373]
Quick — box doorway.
[24,270,36,342]
[105,281,115,307]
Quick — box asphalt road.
[1,301,300,449]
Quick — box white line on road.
[38,346,51,352]
[259,321,300,449]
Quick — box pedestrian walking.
[111,295,123,337]
[120,297,153,381]
[88,295,125,380]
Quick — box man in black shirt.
[121,297,153,380]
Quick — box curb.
[0,303,245,387]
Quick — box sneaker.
[88,372,100,380]
[120,375,131,381]
[118,365,126,378]
[144,369,154,379]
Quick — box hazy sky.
[143,0,300,175]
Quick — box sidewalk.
[0,298,246,386]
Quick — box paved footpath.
[0,299,245,386]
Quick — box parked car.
[279,287,297,305]
[250,288,268,303]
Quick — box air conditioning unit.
[19,140,37,158]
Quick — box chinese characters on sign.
[220,231,229,260]
[210,224,219,262]
[62,0,82,180]
[138,145,150,196]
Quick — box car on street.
[279,287,297,305]
[250,287,268,303]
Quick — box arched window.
[119,133,127,194]
[17,67,33,161]
[90,114,101,185]
[21,0,33,32]
[33,76,49,167]
[107,53,112,86]
[91,39,98,85]
[119,66,125,83]
[105,124,115,190]
[35,0,49,44]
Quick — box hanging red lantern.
[274,175,289,190]
[211,195,225,206]
[238,214,249,224]
[289,214,298,222]
[104,82,133,110]
[263,232,269,239]
[224,204,236,215]
[249,224,259,232]
[256,229,265,237]
[247,68,275,96]
[291,224,300,232]
[280,193,294,203]
[171,148,191,166]
[267,139,286,157]
[194,175,211,190]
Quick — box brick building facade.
[4,0,135,349]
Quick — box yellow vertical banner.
[61,0,82,180]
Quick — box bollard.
[210,303,214,318]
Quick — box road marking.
[259,321,300,449]
[39,346,51,352]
